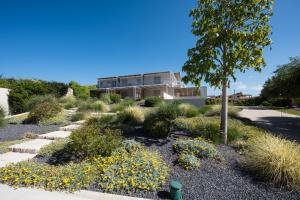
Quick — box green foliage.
[59,96,78,109]
[69,81,94,98]
[117,106,144,126]
[173,137,217,158]
[261,57,300,99]
[38,138,71,158]
[111,99,134,112]
[177,103,199,117]
[0,107,5,127]
[178,153,201,170]
[26,95,57,111]
[109,93,121,104]
[0,161,96,192]
[156,103,180,121]
[198,105,213,114]
[70,118,123,158]
[6,114,28,124]
[39,114,66,126]
[235,96,263,106]
[122,139,143,153]
[70,112,86,122]
[144,114,171,138]
[94,149,169,192]
[0,78,68,114]
[244,134,300,189]
[144,96,163,107]
[205,98,221,105]
[78,100,108,112]
[100,93,111,104]
[27,101,62,124]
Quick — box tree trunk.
[220,78,228,144]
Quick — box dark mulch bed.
[0,124,60,141]
[36,128,300,200]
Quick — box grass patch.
[279,108,300,116]
[0,139,30,153]
[117,106,144,126]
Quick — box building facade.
[90,71,207,100]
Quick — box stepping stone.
[0,152,36,168]
[74,120,86,125]
[59,124,80,131]
[38,131,71,140]
[9,139,53,154]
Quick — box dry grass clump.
[244,134,300,188]
[117,106,145,126]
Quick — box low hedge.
[144,96,163,107]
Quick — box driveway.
[238,107,300,142]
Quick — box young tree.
[182,0,274,144]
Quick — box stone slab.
[0,184,150,200]
[60,124,81,131]
[9,139,53,154]
[38,131,71,140]
[74,120,86,125]
[0,152,36,168]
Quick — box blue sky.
[0,0,299,96]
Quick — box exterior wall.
[166,97,206,107]
[98,78,118,88]
[119,76,142,87]
[0,88,10,115]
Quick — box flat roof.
[118,74,142,78]
[97,71,181,79]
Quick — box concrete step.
[0,152,36,168]
[59,124,80,131]
[9,139,53,154]
[73,120,86,125]
[38,131,71,140]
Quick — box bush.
[205,98,221,105]
[38,138,71,158]
[78,100,108,112]
[27,95,56,111]
[156,103,179,121]
[100,93,111,104]
[59,96,77,109]
[94,149,169,192]
[0,161,96,192]
[198,105,212,115]
[178,153,201,170]
[144,96,163,107]
[204,105,241,118]
[23,132,38,139]
[110,93,121,104]
[70,112,85,122]
[117,106,144,126]
[0,107,5,128]
[111,99,134,112]
[144,114,171,138]
[27,101,62,124]
[70,118,123,158]
[39,114,66,126]
[262,100,272,107]
[173,138,217,158]
[178,103,199,117]
[122,139,143,153]
[244,134,300,188]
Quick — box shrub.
[27,101,62,124]
[144,96,163,107]
[59,96,77,109]
[144,114,171,138]
[70,112,86,122]
[110,93,121,104]
[26,95,56,111]
[205,98,221,105]
[23,132,38,139]
[94,149,169,192]
[122,139,143,153]
[0,107,5,128]
[100,93,111,104]
[78,100,108,112]
[198,105,212,115]
[262,100,272,107]
[156,103,179,121]
[38,138,71,158]
[70,118,123,158]
[178,103,199,117]
[0,161,96,192]
[111,99,134,112]
[117,106,144,126]
[244,134,300,188]
[173,138,217,158]
[39,114,66,126]
[178,153,201,170]
[6,113,28,124]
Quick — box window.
[112,81,117,87]
[154,76,161,84]
[137,78,141,85]
[122,79,128,86]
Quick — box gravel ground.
[0,124,60,141]
[110,130,300,200]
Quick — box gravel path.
[0,124,60,141]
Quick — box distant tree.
[182,0,274,144]
[261,57,300,99]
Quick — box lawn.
[280,108,300,116]
[0,95,299,199]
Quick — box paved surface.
[238,108,300,142]
[9,139,53,154]
[0,152,36,168]
[60,124,81,131]
[0,184,149,200]
[38,131,71,140]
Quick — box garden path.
[238,107,300,142]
